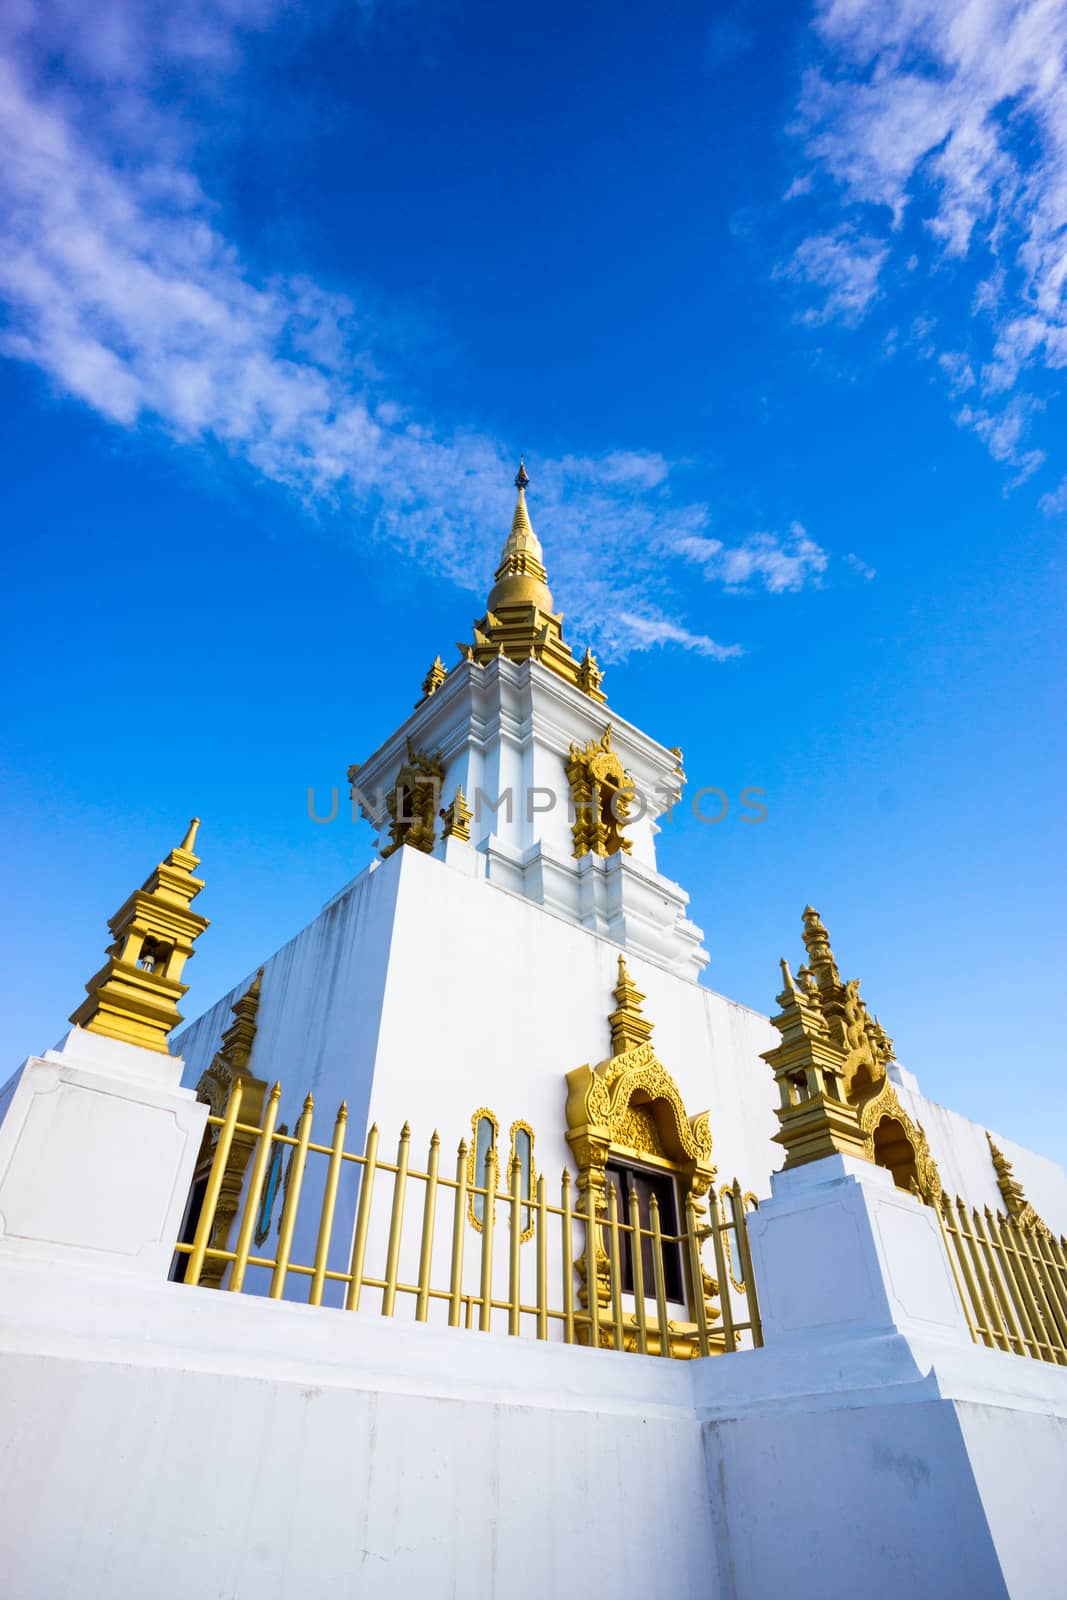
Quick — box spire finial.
[515,456,529,491]
[180,817,200,854]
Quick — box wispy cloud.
[673,524,829,593]
[846,552,876,581]
[785,0,1067,484]
[0,4,830,661]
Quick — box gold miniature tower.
[69,818,210,1053]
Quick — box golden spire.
[464,459,607,702]
[487,458,554,612]
[70,818,210,1054]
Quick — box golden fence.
[936,1195,1067,1365]
[172,1078,763,1359]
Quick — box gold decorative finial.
[609,955,654,1056]
[70,820,210,1053]
[417,656,448,705]
[441,784,473,843]
[459,459,607,703]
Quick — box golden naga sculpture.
[565,725,634,860]
[763,908,942,1203]
[70,818,210,1053]
[194,971,270,1288]
[565,956,721,1354]
[460,462,607,703]
[379,739,444,858]
[987,1134,1050,1237]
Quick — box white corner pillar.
[0,1028,207,1280]
[746,1153,972,1347]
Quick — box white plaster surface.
[0,1034,207,1278]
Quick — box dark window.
[169,1171,208,1282]
[605,1159,684,1303]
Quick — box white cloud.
[675,524,830,593]
[775,225,889,326]
[955,398,1045,482]
[788,0,1067,482]
[846,552,876,580]
[1038,474,1067,515]
[614,614,743,661]
[0,5,831,663]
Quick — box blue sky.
[2,1,1065,1165]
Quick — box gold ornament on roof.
[565,725,634,859]
[460,462,607,702]
[418,656,448,704]
[441,784,473,843]
[987,1134,1050,1236]
[763,908,943,1201]
[69,818,210,1053]
[380,739,444,859]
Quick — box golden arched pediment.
[566,1040,716,1187]
[857,1079,942,1205]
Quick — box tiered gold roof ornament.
[763,907,943,1203]
[70,819,210,1053]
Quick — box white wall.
[0,1253,716,1600]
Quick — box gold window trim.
[466,1107,499,1233]
[564,957,720,1355]
[508,1118,537,1244]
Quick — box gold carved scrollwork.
[565,725,634,861]
[858,1081,942,1205]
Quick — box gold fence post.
[309,1101,348,1308]
[345,1122,379,1312]
[583,1178,602,1351]
[606,1181,626,1352]
[561,1169,575,1345]
[415,1131,440,1323]
[507,1156,522,1337]
[648,1192,670,1358]
[973,1207,1025,1356]
[1016,1226,1067,1363]
[229,1081,281,1294]
[270,1093,314,1300]
[535,1174,548,1341]
[381,1122,411,1318]
[707,1184,736,1352]
[478,1149,498,1332]
[959,1199,1009,1351]
[1029,1229,1067,1357]
[185,1077,245,1288]
[628,1184,649,1356]
[730,1182,763,1348]
[448,1139,468,1329]
[935,1195,979,1345]
[941,1196,992,1346]
[985,1210,1039,1358]
[684,1194,710,1359]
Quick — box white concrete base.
[750,1153,973,1346]
[0,1030,207,1278]
[2,1246,1067,1599]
